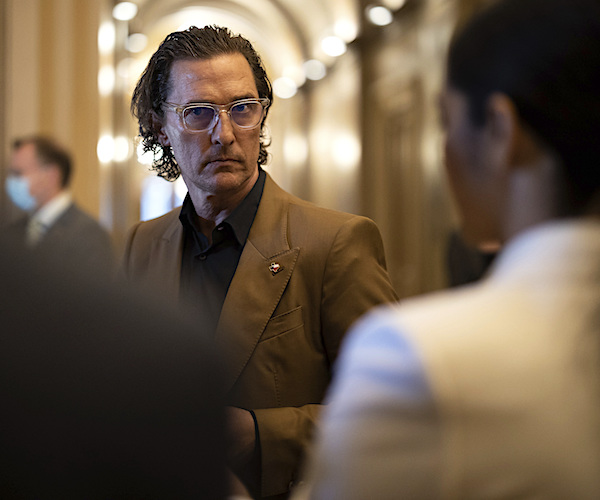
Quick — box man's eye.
[188,106,214,118]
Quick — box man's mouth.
[208,157,238,164]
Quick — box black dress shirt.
[179,168,266,334]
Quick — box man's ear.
[485,93,539,168]
[484,93,518,165]
[151,110,171,147]
[43,163,65,194]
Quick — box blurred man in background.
[4,135,114,272]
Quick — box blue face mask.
[5,176,36,212]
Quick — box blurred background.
[0,0,492,298]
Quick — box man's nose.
[210,110,235,145]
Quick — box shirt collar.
[179,167,266,246]
[32,191,72,228]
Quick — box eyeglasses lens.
[184,106,215,131]
[183,101,263,131]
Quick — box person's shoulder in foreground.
[298,219,600,499]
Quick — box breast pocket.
[260,306,304,342]
[254,305,327,406]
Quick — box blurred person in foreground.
[0,236,226,498]
[3,135,114,272]
[122,25,398,499]
[294,0,600,498]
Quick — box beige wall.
[1,0,107,232]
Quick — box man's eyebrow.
[231,94,259,101]
[182,95,259,105]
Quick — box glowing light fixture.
[382,0,407,9]
[366,5,394,26]
[332,133,361,172]
[334,19,358,42]
[321,36,347,57]
[98,22,115,54]
[97,135,115,163]
[273,77,298,99]
[112,2,138,21]
[303,59,327,81]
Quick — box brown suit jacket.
[122,173,398,498]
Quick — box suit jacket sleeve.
[252,215,399,496]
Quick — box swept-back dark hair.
[447,0,600,213]
[131,25,273,181]
[13,135,72,188]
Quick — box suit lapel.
[215,174,298,391]
[39,204,76,243]
[149,212,183,299]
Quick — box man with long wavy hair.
[123,25,398,500]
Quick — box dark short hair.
[131,25,273,181]
[13,135,72,188]
[447,0,600,213]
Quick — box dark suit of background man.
[122,25,399,500]
[3,135,114,272]
[0,237,226,499]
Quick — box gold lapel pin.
[269,262,283,275]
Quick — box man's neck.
[187,173,259,239]
[188,197,230,240]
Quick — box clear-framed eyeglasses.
[163,98,270,133]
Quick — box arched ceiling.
[127,0,360,90]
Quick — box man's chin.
[197,171,257,196]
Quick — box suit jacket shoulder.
[121,207,183,295]
[362,223,600,499]
[44,204,114,271]
[2,204,114,274]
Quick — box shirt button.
[198,254,207,261]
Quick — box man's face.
[8,143,58,210]
[158,53,262,200]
